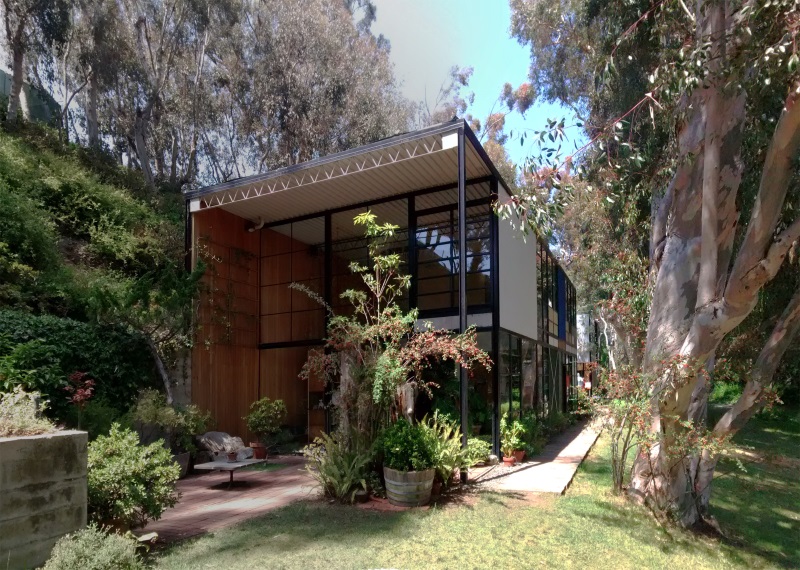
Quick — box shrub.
[303,431,370,503]
[0,183,59,306]
[378,419,436,472]
[130,389,211,452]
[0,310,158,422]
[464,437,492,466]
[543,411,572,436]
[0,386,56,437]
[520,411,547,456]
[244,397,287,445]
[66,397,119,439]
[42,524,144,570]
[500,415,525,457]
[420,412,466,487]
[710,380,744,404]
[88,424,180,529]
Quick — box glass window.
[414,201,491,313]
[331,200,409,313]
[260,218,325,344]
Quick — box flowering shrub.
[588,355,738,495]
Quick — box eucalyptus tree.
[1,0,70,124]
[197,0,411,183]
[511,0,800,526]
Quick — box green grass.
[153,413,799,570]
[242,462,287,473]
[711,408,800,568]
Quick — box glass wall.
[415,200,492,314]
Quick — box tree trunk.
[6,22,26,125]
[629,69,800,526]
[145,335,174,405]
[134,104,155,188]
[86,71,100,148]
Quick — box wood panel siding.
[259,227,325,433]
[192,208,260,439]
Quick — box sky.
[371,0,577,167]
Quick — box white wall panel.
[498,186,538,340]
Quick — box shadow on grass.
[152,498,414,561]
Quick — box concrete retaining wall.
[0,431,87,569]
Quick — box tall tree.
[511,0,800,526]
[1,0,69,124]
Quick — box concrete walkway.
[474,419,601,494]
[140,456,315,542]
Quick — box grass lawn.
[153,412,799,570]
[242,462,289,473]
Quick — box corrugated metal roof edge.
[184,119,515,201]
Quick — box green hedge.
[0,309,158,421]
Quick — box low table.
[193,458,268,487]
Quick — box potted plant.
[379,419,437,507]
[244,397,287,459]
[500,415,525,466]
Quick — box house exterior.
[184,119,577,454]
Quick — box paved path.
[140,456,315,542]
[474,420,601,494]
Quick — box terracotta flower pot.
[250,442,267,460]
[502,455,516,467]
[513,450,525,463]
[226,451,238,463]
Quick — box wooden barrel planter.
[383,467,435,507]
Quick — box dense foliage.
[303,431,370,504]
[87,424,180,529]
[378,419,436,473]
[42,525,144,570]
[3,0,412,188]
[0,309,158,422]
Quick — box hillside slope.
[0,124,188,431]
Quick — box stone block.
[0,431,87,569]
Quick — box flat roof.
[185,119,511,225]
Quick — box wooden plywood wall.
[259,228,325,430]
[192,208,260,439]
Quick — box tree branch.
[727,82,800,303]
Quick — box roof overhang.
[185,119,511,225]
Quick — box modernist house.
[184,119,577,454]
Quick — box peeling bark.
[6,21,26,124]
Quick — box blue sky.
[371,0,576,167]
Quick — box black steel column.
[408,196,417,307]
[457,127,468,464]
[184,200,192,273]
[323,212,333,434]
[490,177,501,457]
